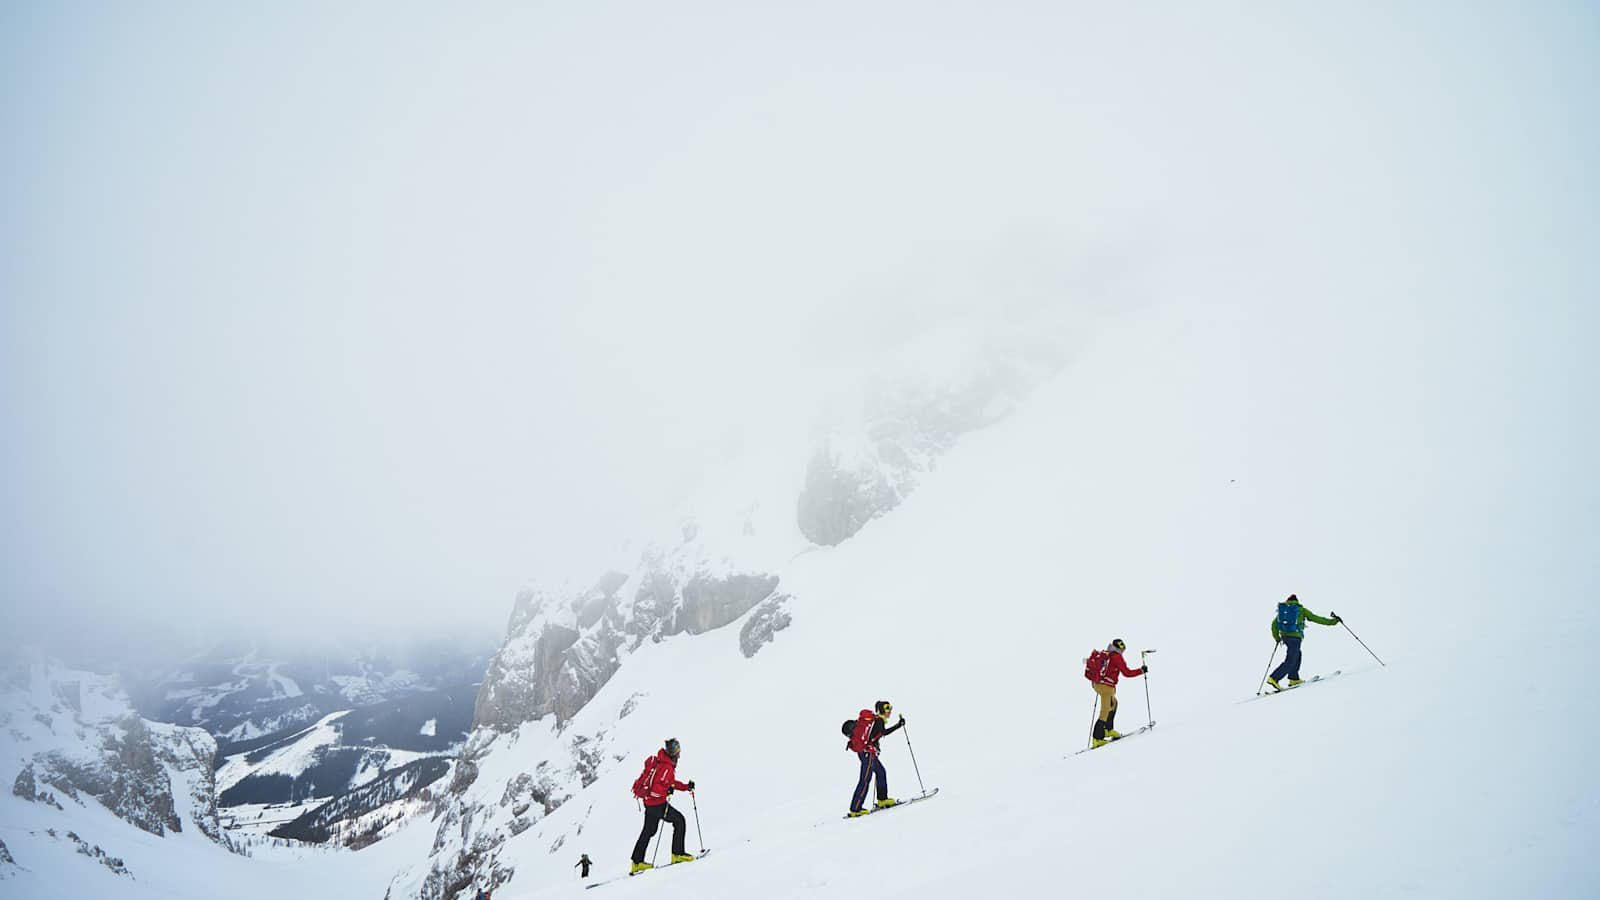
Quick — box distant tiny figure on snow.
[1085,638,1147,747]
[628,738,696,874]
[843,700,904,816]
[575,853,592,878]
[472,889,490,900]
[1266,594,1340,691]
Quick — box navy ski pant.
[631,802,686,863]
[850,751,887,811]
[1270,637,1304,682]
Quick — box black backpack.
[840,718,856,737]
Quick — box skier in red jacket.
[629,738,695,874]
[846,700,905,817]
[1085,638,1146,748]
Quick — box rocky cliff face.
[400,520,786,900]
[473,556,780,735]
[1,659,235,854]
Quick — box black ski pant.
[631,802,686,863]
[1270,637,1304,682]
[850,750,888,811]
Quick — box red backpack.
[843,709,876,752]
[630,755,660,799]
[1084,649,1112,682]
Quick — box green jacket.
[1270,602,1337,641]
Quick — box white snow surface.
[400,291,1594,900]
[0,775,425,900]
[420,718,437,738]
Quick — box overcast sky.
[3,2,1594,661]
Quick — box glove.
[685,780,695,791]
[1331,612,1342,623]
[1141,665,1150,674]
[897,715,906,726]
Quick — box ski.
[1071,722,1155,756]
[1267,671,1341,695]
[585,849,711,890]
[1241,671,1343,703]
[842,788,940,819]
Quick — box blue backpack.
[1276,602,1300,635]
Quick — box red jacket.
[637,749,691,807]
[1094,651,1145,687]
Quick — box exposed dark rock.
[500,766,564,818]
[475,576,632,731]
[571,733,605,788]
[12,763,36,800]
[618,693,644,720]
[60,830,131,877]
[796,445,902,546]
[674,574,779,636]
[629,567,678,643]
[740,594,794,658]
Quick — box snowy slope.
[0,661,436,897]
[392,272,1595,900]
[0,773,429,900]
[1,659,232,844]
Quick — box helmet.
[1111,638,1127,652]
[874,700,893,718]
[664,738,681,760]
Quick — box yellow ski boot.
[1266,677,1283,692]
[630,862,653,875]
[671,854,696,864]
[1104,728,1123,740]
[1092,738,1110,748]
[875,798,899,809]
[1288,678,1304,687]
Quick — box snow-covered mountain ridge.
[1,659,234,867]
[127,639,490,750]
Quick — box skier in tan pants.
[1084,638,1147,747]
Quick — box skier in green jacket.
[1267,594,1340,691]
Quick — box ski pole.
[1256,641,1281,695]
[902,720,928,797]
[690,791,705,854]
[1335,614,1386,667]
[650,819,663,867]
[1141,649,1156,726]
